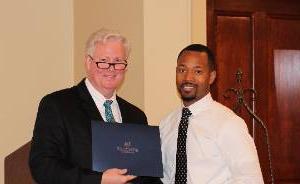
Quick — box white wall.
[143,0,192,124]
[74,0,145,110]
[144,0,205,125]
[0,0,73,183]
[143,0,207,124]
[192,0,207,44]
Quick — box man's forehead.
[178,51,208,65]
[180,50,208,58]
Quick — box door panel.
[207,1,300,183]
[215,15,253,132]
[273,50,300,181]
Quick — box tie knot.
[103,100,113,108]
[182,108,192,118]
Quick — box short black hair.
[177,44,216,71]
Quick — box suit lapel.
[76,79,104,121]
[117,96,129,124]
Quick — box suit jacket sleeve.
[29,95,101,184]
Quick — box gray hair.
[85,28,130,58]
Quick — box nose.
[184,70,194,81]
[107,64,115,71]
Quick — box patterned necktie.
[175,107,192,184]
[103,100,115,122]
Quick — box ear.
[209,70,216,85]
[84,55,91,70]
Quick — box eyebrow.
[193,66,203,69]
[177,64,203,68]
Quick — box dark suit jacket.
[29,79,162,184]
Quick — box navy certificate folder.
[91,120,163,177]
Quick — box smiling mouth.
[104,73,116,77]
[181,83,197,92]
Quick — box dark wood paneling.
[261,17,300,183]
[214,15,253,132]
[5,142,35,184]
[215,0,300,15]
[252,12,272,183]
[255,15,300,183]
[272,50,300,182]
[207,0,300,183]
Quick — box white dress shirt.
[160,93,264,184]
[85,79,122,123]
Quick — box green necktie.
[103,100,115,122]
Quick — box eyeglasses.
[88,55,128,70]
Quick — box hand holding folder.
[101,168,137,183]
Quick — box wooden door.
[207,1,300,183]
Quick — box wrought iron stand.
[223,68,274,184]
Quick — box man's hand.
[101,168,136,184]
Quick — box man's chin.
[181,96,195,102]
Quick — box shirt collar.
[85,78,117,102]
[182,93,214,116]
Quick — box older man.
[29,29,160,184]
